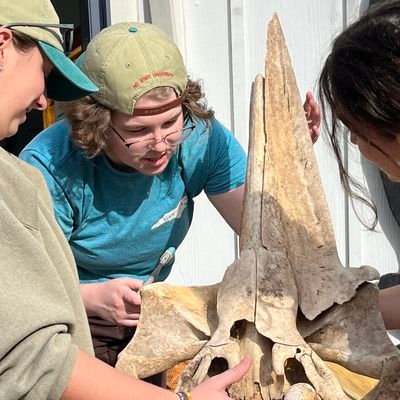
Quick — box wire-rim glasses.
[3,22,74,54]
[111,112,196,156]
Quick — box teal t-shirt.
[20,118,246,283]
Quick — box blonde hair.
[63,79,214,157]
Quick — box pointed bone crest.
[116,14,400,399]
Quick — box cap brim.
[38,41,98,101]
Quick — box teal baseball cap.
[0,0,98,101]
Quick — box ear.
[0,28,14,63]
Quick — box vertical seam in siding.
[227,0,240,260]
[343,0,350,267]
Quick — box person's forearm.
[208,185,245,235]
[379,285,400,330]
[62,350,177,400]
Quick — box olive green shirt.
[0,148,93,399]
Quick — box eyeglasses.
[111,113,196,156]
[3,22,74,54]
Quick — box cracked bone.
[116,14,400,399]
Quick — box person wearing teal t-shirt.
[21,21,320,367]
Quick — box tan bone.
[116,14,400,400]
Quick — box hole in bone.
[229,319,247,340]
[207,357,229,378]
[284,358,312,387]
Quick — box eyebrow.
[357,132,397,164]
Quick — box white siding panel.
[148,0,186,58]
[167,0,238,285]
[110,0,140,23]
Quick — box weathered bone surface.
[116,14,400,399]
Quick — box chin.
[141,163,169,176]
[5,127,19,138]
[6,118,25,138]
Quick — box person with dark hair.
[318,0,400,330]
[20,21,321,366]
[0,0,252,398]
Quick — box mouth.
[141,153,168,168]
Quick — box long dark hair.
[318,0,400,229]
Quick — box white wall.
[109,0,140,23]
[109,0,400,285]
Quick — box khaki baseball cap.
[80,22,188,115]
[0,0,98,101]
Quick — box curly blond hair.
[63,79,214,158]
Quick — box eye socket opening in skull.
[230,319,247,340]
[284,358,312,387]
[208,357,229,378]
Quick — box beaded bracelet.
[176,392,193,400]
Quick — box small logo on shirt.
[151,196,188,229]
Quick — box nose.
[33,94,48,111]
[151,137,169,152]
[350,132,358,145]
[148,127,169,151]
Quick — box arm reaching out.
[379,285,400,330]
[208,185,245,235]
[62,351,252,400]
[191,356,252,399]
